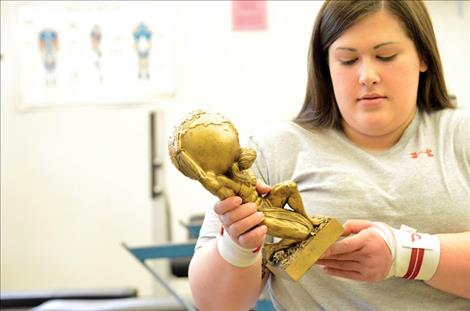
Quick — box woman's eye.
[377,54,397,62]
[340,59,357,65]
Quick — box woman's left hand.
[316,219,393,282]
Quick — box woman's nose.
[358,59,380,86]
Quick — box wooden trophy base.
[266,218,343,281]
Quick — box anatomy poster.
[15,1,176,108]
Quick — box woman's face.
[328,10,427,149]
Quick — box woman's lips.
[357,96,387,108]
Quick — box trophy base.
[266,218,343,281]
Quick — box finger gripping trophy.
[169,110,343,281]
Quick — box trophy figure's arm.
[200,172,237,200]
[176,150,206,180]
[177,151,237,200]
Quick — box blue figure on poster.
[39,29,58,86]
[91,25,103,83]
[133,22,152,80]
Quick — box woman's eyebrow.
[373,41,400,49]
[335,47,356,52]
[334,41,400,51]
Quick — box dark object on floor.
[0,287,137,309]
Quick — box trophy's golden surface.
[169,110,343,281]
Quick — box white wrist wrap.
[372,222,440,281]
[216,227,261,268]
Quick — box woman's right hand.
[190,182,271,310]
[214,196,267,249]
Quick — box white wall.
[426,1,470,108]
[0,2,162,296]
[1,0,469,299]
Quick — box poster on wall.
[232,0,267,31]
[15,1,176,108]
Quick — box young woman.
[189,1,470,310]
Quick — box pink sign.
[232,0,267,31]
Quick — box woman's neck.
[342,111,416,151]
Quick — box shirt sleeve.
[453,109,470,186]
[194,204,221,250]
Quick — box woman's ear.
[419,59,428,72]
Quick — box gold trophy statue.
[168,110,343,281]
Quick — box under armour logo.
[410,148,434,159]
[411,233,421,242]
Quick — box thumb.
[342,219,374,236]
[256,181,271,195]
[321,233,364,258]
